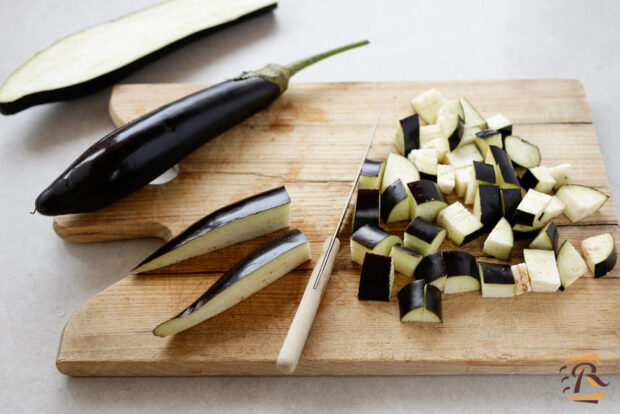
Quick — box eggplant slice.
[153,229,310,337]
[0,0,278,115]
[133,186,290,273]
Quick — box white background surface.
[1,0,619,413]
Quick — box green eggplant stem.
[285,40,370,76]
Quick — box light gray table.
[1,0,618,412]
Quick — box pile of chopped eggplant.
[351,88,616,323]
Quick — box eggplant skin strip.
[0,1,277,115]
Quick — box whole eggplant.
[35,40,369,216]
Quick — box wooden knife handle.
[276,237,340,373]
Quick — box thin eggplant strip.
[35,40,369,216]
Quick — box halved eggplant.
[479,262,515,297]
[459,97,487,129]
[513,189,552,226]
[511,263,531,295]
[133,186,290,273]
[528,222,559,251]
[381,180,412,224]
[482,217,513,260]
[581,233,617,278]
[350,224,402,265]
[353,189,380,233]
[455,166,473,198]
[547,163,571,190]
[436,201,484,246]
[393,114,420,156]
[0,0,279,115]
[397,279,425,322]
[523,248,561,292]
[485,114,512,138]
[411,89,446,124]
[408,180,448,222]
[555,184,608,222]
[403,217,446,255]
[437,164,455,194]
[501,187,523,225]
[389,244,423,278]
[414,251,446,291]
[407,149,438,181]
[474,129,502,155]
[381,152,420,193]
[446,143,483,169]
[557,240,588,289]
[153,229,310,337]
[504,136,541,169]
[422,284,443,322]
[358,253,394,301]
[443,250,480,294]
[473,184,502,230]
[520,166,556,194]
[358,159,386,190]
[485,146,521,190]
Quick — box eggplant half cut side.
[414,251,446,292]
[350,224,402,265]
[358,253,394,301]
[436,202,484,246]
[479,262,515,297]
[153,229,311,337]
[404,217,446,255]
[0,0,279,115]
[389,244,423,278]
[581,233,617,278]
[353,189,380,233]
[398,279,425,321]
[358,159,386,190]
[394,114,420,156]
[408,180,448,223]
[133,186,291,273]
[381,180,412,224]
[443,250,480,294]
[528,222,559,251]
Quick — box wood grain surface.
[55,80,620,376]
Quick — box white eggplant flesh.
[528,222,559,251]
[408,149,438,181]
[437,164,455,194]
[437,201,484,246]
[479,262,515,297]
[513,189,552,226]
[380,179,413,224]
[511,263,531,295]
[555,184,608,222]
[389,244,423,278]
[581,232,617,278]
[483,217,514,260]
[457,123,482,147]
[153,229,310,337]
[459,97,487,129]
[419,124,444,147]
[524,249,561,292]
[474,129,502,155]
[358,159,386,190]
[557,240,588,289]
[423,137,451,163]
[404,216,446,255]
[350,225,402,265]
[410,89,446,124]
[455,166,473,198]
[381,153,420,193]
[408,180,448,222]
[485,114,512,137]
[446,143,483,169]
[504,136,541,169]
[520,166,556,194]
[547,163,571,190]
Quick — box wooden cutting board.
[55,80,620,376]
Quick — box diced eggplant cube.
[422,284,442,322]
[537,196,566,224]
[459,97,487,129]
[504,135,541,169]
[359,159,386,190]
[511,263,531,295]
[457,123,482,147]
[408,180,448,222]
[380,179,412,224]
[483,217,514,260]
[423,137,450,163]
[419,124,444,147]
[443,250,480,294]
[411,89,446,124]
[555,184,608,223]
[524,249,561,292]
[474,129,502,155]
[528,222,559,251]
[446,143,483,169]
[581,232,617,278]
[473,161,497,185]
[389,244,423,278]
[353,189,380,233]
[404,216,446,255]
[473,184,502,230]
[485,146,521,189]
[485,114,512,138]
[520,166,556,194]
[513,189,552,226]
[437,164,455,194]
[436,201,484,246]
[557,240,588,289]
[455,165,473,198]
[358,253,394,301]
[408,149,438,181]
[393,114,420,156]
[350,224,402,265]
[546,163,571,190]
[398,279,426,321]
[414,250,446,292]
[436,105,459,150]
[381,153,420,193]
[501,187,523,225]
[479,262,515,297]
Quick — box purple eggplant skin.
[360,159,384,178]
[358,253,392,301]
[165,228,308,320]
[397,279,425,319]
[0,4,278,115]
[478,184,502,230]
[351,224,391,250]
[442,250,479,280]
[407,180,446,204]
[133,186,290,272]
[501,187,522,225]
[405,217,443,244]
[34,40,369,216]
[424,284,442,320]
[473,161,496,184]
[380,180,408,222]
[479,262,514,284]
[414,250,445,285]
[489,147,520,187]
[353,189,380,233]
[594,244,617,278]
[399,114,420,155]
[545,222,559,252]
